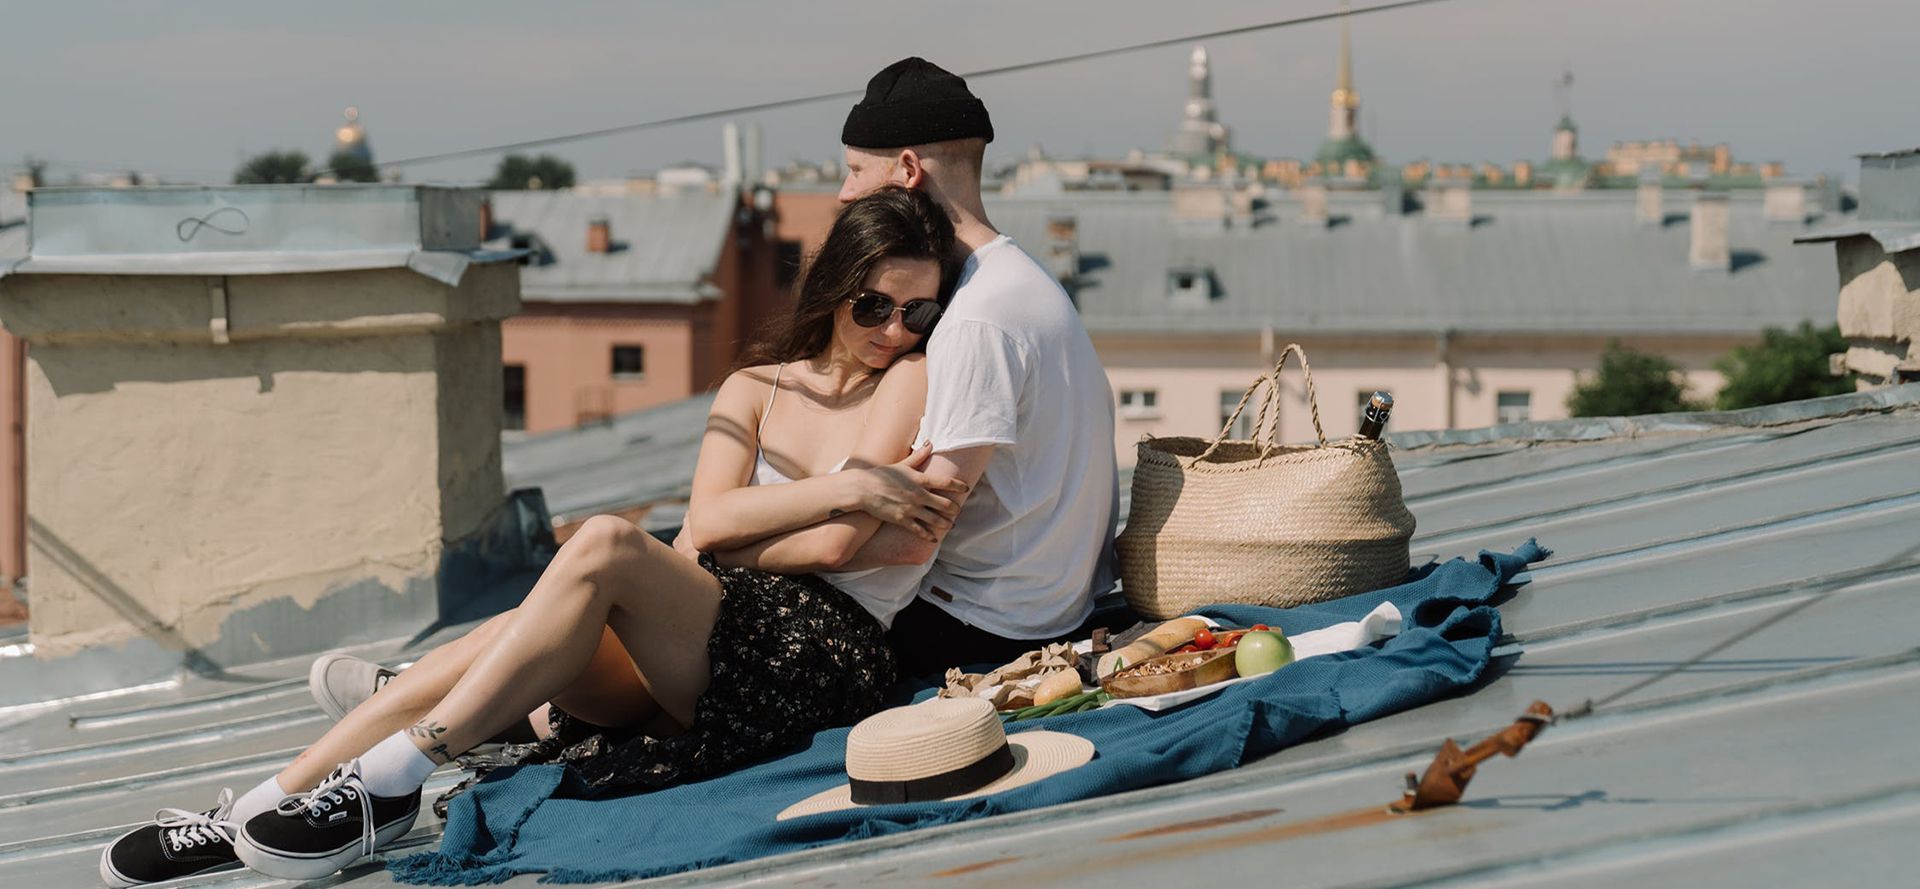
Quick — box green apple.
[1234,630,1294,678]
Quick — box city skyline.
[6,0,1915,186]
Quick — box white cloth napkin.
[1092,602,1404,712]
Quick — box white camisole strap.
[757,362,785,439]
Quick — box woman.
[99,187,967,886]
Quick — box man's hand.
[836,444,993,571]
[847,444,969,542]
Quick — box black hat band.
[848,742,1016,805]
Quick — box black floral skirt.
[440,554,895,812]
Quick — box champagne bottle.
[1358,391,1394,440]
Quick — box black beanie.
[841,57,994,149]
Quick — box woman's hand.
[670,526,701,561]
[846,444,969,542]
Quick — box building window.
[1219,389,1258,439]
[611,345,645,380]
[1497,390,1532,425]
[502,364,526,431]
[1166,264,1216,304]
[775,240,804,288]
[1118,388,1159,419]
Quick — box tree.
[234,150,312,184]
[488,154,576,190]
[1714,322,1852,410]
[1567,340,1697,417]
[325,150,380,183]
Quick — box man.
[829,57,1121,675]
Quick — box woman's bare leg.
[273,519,691,790]
[389,516,718,765]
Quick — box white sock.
[356,732,439,797]
[229,775,291,825]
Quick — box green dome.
[1315,135,1375,167]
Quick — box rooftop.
[484,190,737,304]
[986,188,1844,336]
[4,383,1916,887]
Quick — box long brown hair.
[734,187,960,372]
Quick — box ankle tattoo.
[407,720,457,763]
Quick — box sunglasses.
[847,291,944,335]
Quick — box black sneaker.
[233,760,420,881]
[99,788,242,887]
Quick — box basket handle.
[1277,343,1328,447]
[1190,344,1327,466]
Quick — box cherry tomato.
[1192,629,1217,650]
[1252,624,1271,632]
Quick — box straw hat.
[777,697,1094,820]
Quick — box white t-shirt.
[915,235,1120,639]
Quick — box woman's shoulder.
[725,363,784,386]
[711,364,783,414]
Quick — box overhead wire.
[347,0,1466,174]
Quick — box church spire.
[1329,0,1359,138]
[1168,45,1229,159]
[1314,0,1374,179]
[1334,3,1357,112]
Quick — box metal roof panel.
[5,385,1918,886]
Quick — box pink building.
[487,189,780,433]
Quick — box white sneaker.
[307,653,396,722]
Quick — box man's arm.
[834,444,992,571]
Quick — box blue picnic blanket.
[391,540,1548,885]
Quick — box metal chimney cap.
[2,184,523,285]
[1795,148,1920,254]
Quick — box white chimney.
[1171,185,1229,224]
[1763,182,1807,223]
[1429,183,1472,222]
[1297,184,1329,226]
[1689,192,1730,271]
[722,122,744,189]
[745,123,764,188]
[1044,211,1078,284]
[1637,171,1664,225]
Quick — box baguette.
[1096,617,1208,679]
[1031,669,1085,707]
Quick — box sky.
[6,0,1917,187]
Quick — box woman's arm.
[711,356,957,573]
[682,369,868,553]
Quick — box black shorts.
[884,594,1137,680]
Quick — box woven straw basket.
[1115,344,1415,620]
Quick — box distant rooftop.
[484,190,735,304]
[987,188,1844,336]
